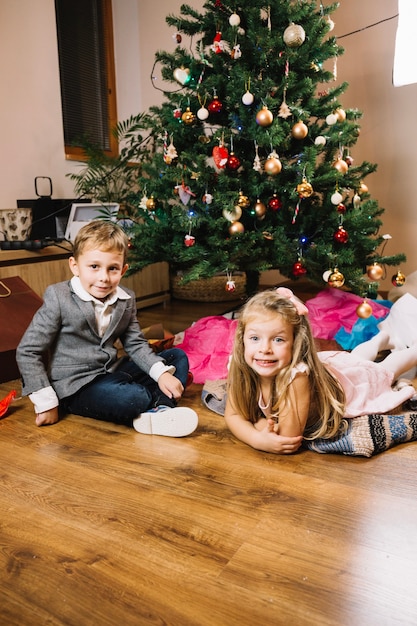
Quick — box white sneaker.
[133,405,198,437]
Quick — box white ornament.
[232,44,242,59]
[253,155,262,172]
[197,107,209,121]
[325,16,335,31]
[242,91,254,106]
[331,191,343,205]
[314,135,326,146]
[322,270,332,283]
[229,13,241,27]
[353,193,361,208]
[173,67,190,86]
[326,113,338,126]
[139,194,149,210]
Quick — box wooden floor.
[2,290,417,625]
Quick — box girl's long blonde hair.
[227,290,346,440]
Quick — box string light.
[338,14,398,39]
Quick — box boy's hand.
[157,372,184,400]
[35,407,59,426]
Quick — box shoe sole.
[133,407,198,437]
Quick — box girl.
[224,287,417,454]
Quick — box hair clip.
[275,287,309,315]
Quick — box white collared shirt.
[70,275,130,337]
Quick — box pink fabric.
[176,316,238,383]
[318,351,415,417]
[306,289,390,340]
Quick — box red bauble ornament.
[333,226,349,244]
[184,235,195,247]
[292,260,307,277]
[227,153,241,170]
[336,203,346,213]
[268,195,282,211]
[208,98,223,114]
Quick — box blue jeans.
[61,348,190,426]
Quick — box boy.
[16,220,198,436]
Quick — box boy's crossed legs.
[61,348,197,437]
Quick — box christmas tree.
[81,0,407,298]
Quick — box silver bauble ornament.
[283,23,306,48]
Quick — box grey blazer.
[16,281,165,399]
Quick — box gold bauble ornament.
[335,108,346,122]
[359,182,369,195]
[146,195,157,210]
[297,179,313,198]
[367,263,384,281]
[254,199,267,217]
[256,106,274,127]
[229,221,245,235]
[328,268,345,288]
[264,151,282,175]
[181,107,195,124]
[292,121,308,140]
[223,206,242,222]
[356,300,373,319]
[283,23,306,48]
[237,192,250,208]
[333,158,348,174]
[392,271,406,287]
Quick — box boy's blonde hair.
[72,220,129,264]
[228,289,347,440]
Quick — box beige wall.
[333,1,416,291]
[0,0,414,290]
